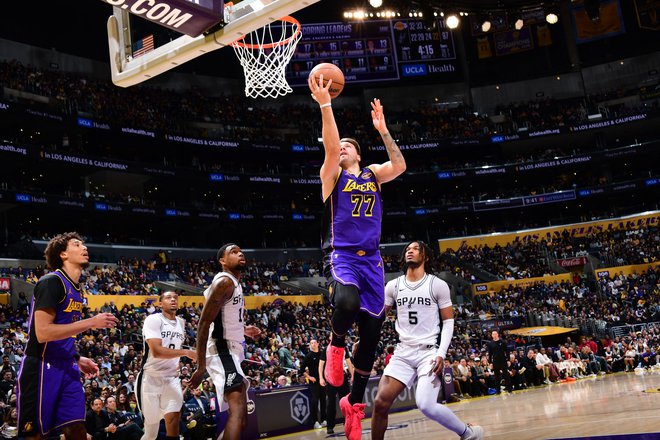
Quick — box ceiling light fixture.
[446,14,460,29]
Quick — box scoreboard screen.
[287,21,398,86]
[393,19,458,77]
[285,19,460,87]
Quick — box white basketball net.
[231,17,302,99]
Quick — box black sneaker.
[327,428,335,434]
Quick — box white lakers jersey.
[142,313,186,376]
[204,271,245,349]
[384,273,452,346]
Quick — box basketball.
[309,63,344,98]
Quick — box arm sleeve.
[437,318,454,359]
[33,276,65,312]
[142,315,162,340]
[430,277,454,359]
[384,279,397,307]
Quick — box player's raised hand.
[308,73,332,106]
[91,312,118,329]
[244,325,262,340]
[185,349,197,362]
[370,98,388,134]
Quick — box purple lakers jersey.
[25,269,84,359]
[322,167,383,252]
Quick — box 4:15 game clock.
[393,18,459,78]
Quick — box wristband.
[74,353,81,361]
[319,103,332,109]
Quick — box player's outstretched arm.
[189,276,234,389]
[309,74,342,200]
[368,98,406,184]
[34,309,117,343]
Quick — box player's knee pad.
[353,314,385,371]
[330,281,360,334]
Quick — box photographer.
[182,388,216,440]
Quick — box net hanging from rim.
[231,16,302,99]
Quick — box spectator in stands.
[86,398,113,440]
[182,388,215,440]
[276,375,289,388]
[507,354,525,390]
[480,358,498,391]
[115,393,131,413]
[451,360,468,398]
[105,396,143,439]
[535,348,554,383]
[457,358,476,397]
[278,342,294,370]
[384,345,394,366]
[522,349,543,386]
[579,347,599,376]
[469,358,486,396]
[641,346,657,369]
[0,408,18,439]
[201,380,215,402]
[16,292,29,311]
[624,344,637,371]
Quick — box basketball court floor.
[279,372,660,440]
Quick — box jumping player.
[17,232,118,440]
[372,241,484,440]
[309,75,406,440]
[189,244,261,440]
[137,291,196,440]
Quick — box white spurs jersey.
[204,271,245,350]
[142,313,186,376]
[384,273,452,346]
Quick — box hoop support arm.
[107,0,319,88]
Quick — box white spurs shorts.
[382,343,439,388]
[207,339,250,411]
[136,372,183,422]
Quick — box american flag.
[132,34,154,58]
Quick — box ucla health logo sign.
[289,391,310,424]
[402,64,427,77]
